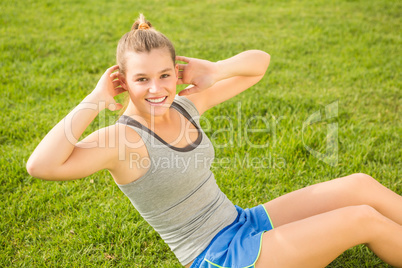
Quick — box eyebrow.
[132,67,173,77]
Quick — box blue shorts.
[190,204,274,268]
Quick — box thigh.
[265,173,402,227]
[255,205,373,268]
[264,173,366,227]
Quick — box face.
[123,48,178,119]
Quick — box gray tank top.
[115,95,238,265]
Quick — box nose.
[148,79,163,94]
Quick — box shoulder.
[83,123,143,145]
[77,123,144,161]
[114,119,146,149]
[173,94,202,117]
[108,120,152,185]
[105,121,148,176]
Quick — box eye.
[161,74,170,79]
[136,77,148,82]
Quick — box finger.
[110,72,119,80]
[113,79,128,90]
[108,103,123,111]
[177,64,187,69]
[176,56,190,63]
[114,86,127,95]
[178,90,187,96]
[178,85,198,96]
[106,65,119,75]
[112,80,121,88]
[176,77,191,85]
[178,88,193,96]
[103,66,119,78]
[176,78,184,85]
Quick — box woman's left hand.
[176,56,219,96]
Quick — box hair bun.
[131,14,152,31]
[138,22,150,30]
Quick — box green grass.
[1,0,401,267]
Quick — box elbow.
[26,156,36,176]
[261,51,271,71]
[26,156,52,180]
[26,157,42,179]
[251,50,270,74]
[26,156,74,181]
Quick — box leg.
[265,173,402,227]
[255,205,402,268]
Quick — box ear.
[120,74,129,90]
[175,64,179,80]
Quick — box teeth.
[146,97,166,103]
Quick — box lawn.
[1,0,400,267]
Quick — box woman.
[27,14,402,268]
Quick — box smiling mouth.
[145,96,168,104]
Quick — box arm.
[176,50,270,114]
[26,65,126,180]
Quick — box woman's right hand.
[90,65,127,111]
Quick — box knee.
[342,205,391,244]
[348,205,382,229]
[353,173,377,182]
[352,204,379,219]
[346,173,379,191]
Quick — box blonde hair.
[116,14,176,76]
[116,14,176,115]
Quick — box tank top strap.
[115,95,203,152]
[115,115,153,145]
[172,95,201,126]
